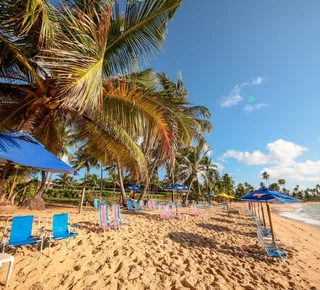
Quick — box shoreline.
[271,202,320,229]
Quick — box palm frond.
[39,2,112,111]
[104,0,182,75]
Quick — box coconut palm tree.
[138,72,212,201]
[262,171,270,185]
[0,0,183,208]
[54,174,77,189]
[177,146,218,204]
[277,179,285,191]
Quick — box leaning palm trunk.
[0,163,13,203]
[116,162,127,207]
[185,180,193,205]
[24,171,48,210]
[138,154,161,202]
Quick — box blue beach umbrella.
[0,131,75,173]
[163,184,191,192]
[241,187,302,203]
[126,184,142,191]
[163,184,191,204]
[241,187,302,243]
[206,192,215,197]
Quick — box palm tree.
[177,146,218,204]
[278,179,286,192]
[0,0,183,208]
[71,148,100,177]
[262,171,270,185]
[138,72,212,201]
[106,166,120,192]
[54,174,77,189]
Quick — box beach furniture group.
[242,187,301,259]
[99,203,129,231]
[1,213,78,257]
[246,204,287,259]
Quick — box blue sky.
[52,0,320,190]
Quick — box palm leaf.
[104,0,182,75]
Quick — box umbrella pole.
[260,202,266,228]
[257,202,261,220]
[266,202,275,244]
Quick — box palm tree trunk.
[44,172,53,194]
[116,162,127,207]
[23,170,48,210]
[139,154,161,202]
[185,180,193,205]
[0,163,12,203]
[8,168,18,201]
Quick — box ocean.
[279,204,320,227]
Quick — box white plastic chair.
[0,253,14,287]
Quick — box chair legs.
[5,256,14,287]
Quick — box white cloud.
[266,139,307,165]
[260,160,320,181]
[220,85,243,108]
[222,150,274,165]
[252,77,264,85]
[243,103,268,112]
[236,168,241,173]
[220,77,266,108]
[222,139,320,182]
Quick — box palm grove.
[1,1,318,209]
[0,0,220,209]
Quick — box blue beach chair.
[47,213,78,256]
[256,227,287,259]
[133,200,141,210]
[177,202,182,208]
[127,200,134,211]
[93,198,99,209]
[1,216,43,256]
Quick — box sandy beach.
[0,203,319,290]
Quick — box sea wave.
[279,205,320,226]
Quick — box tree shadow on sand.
[197,223,230,232]
[209,217,232,224]
[77,221,101,233]
[168,231,272,262]
[121,210,163,221]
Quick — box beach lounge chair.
[205,201,211,208]
[47,213,78,256]
[146,200,154,210]
[161,201,166,206]
[127,200,134,211]
[139,200,145,209]
[177,202,182,208]
[133,200,142,210]
[159,205,170,219]
[99,204,116,230]
[112,204,128,226]
[153,200,159,208]
[1,216,44,256]
[170,205,178,218]
[256,227,287,259]
[93,198,99,209]
[190,205,200,216]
